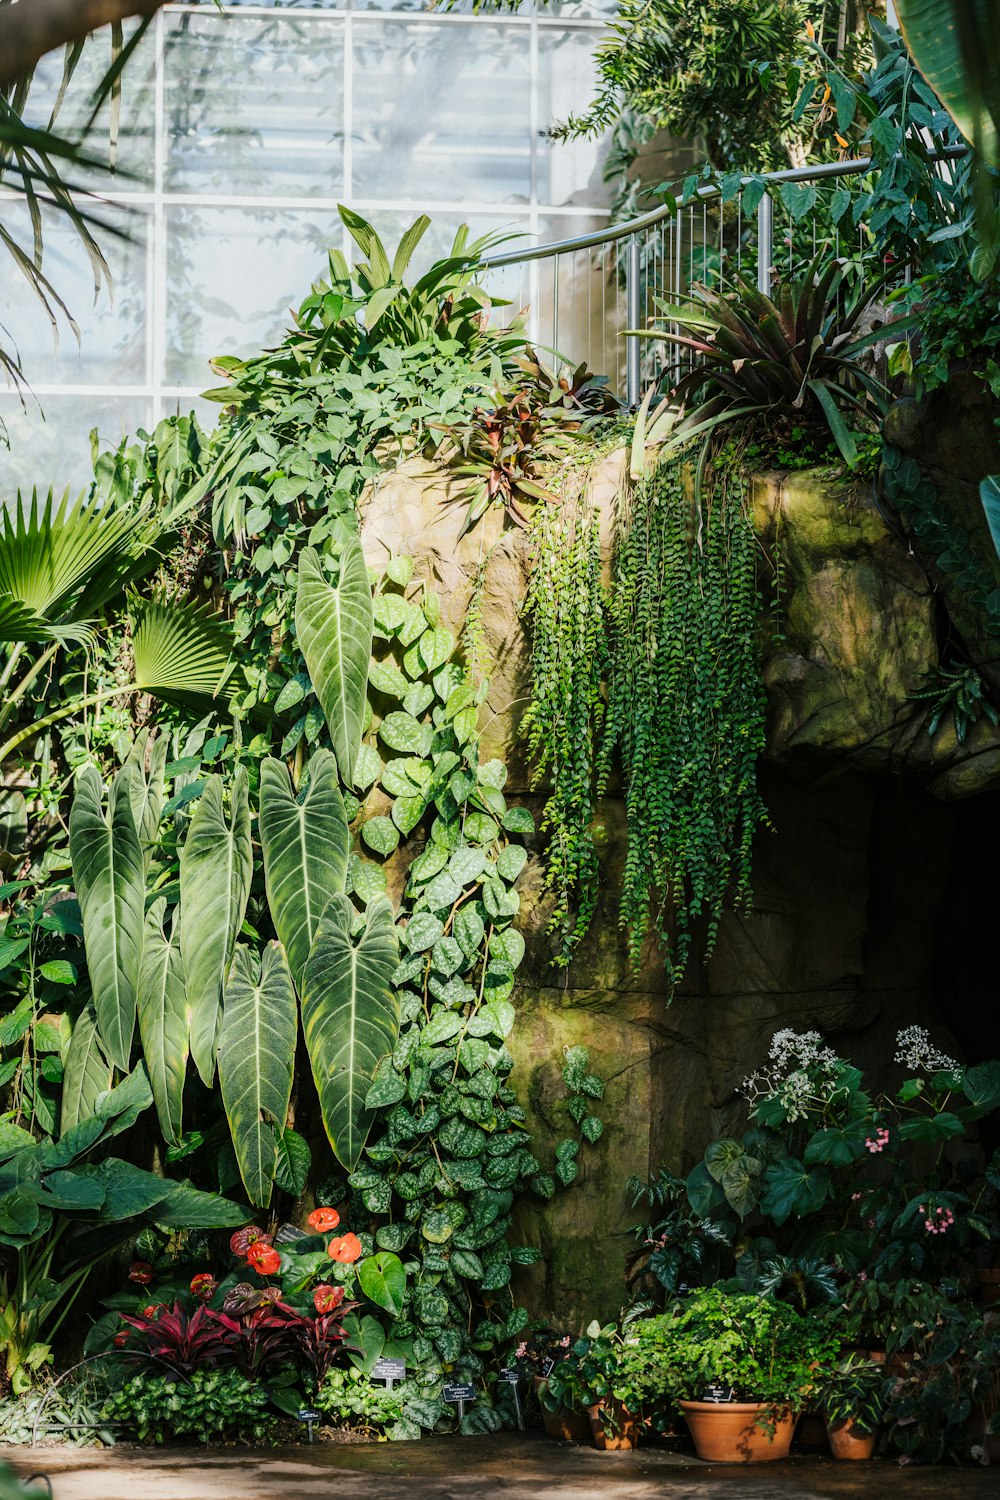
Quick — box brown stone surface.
[360,451,998,1326]
[5,1436,998,1500]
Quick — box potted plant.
[812,1355,887,1459]
[617,1286,834,1462]
[543,1322,640,1451]
[511,1332,591,1442]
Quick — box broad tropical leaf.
[258,749,349,985]
[60,1002,113,1136]
[137,900,188,1145]
[300,894,400,1171]
[218,943,298,1209]
[897,0,1000,164]
[179,771,253,1086]
[68,765,145,1071]
[295,540,373,785]
[981,475,1000,561]
[124,731,168,873]
[130,593,241,711]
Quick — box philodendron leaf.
[295,539,373,785]
[179,771,253,1086]
[137,899,188,1145]
[980,475,1000,562]
[69,764,145,1071]
[259,750,349,985]
[301,894,400,1172]
[218,943,298,1209]
[60,1002,113,1136]
[124,731,168,874]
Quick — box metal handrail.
[480,145,965,404]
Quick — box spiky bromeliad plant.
[629,253,909,468]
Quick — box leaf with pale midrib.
[179,770,252,1086]
[259,750,349,985]
[137,899,188,1146]
[69,764,144,1071]
[295,539,373,785]
[300,894,399,1172]
[60,1001,113,1137]
[219,943,298,1209]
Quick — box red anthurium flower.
[313,1283,346,1313]
[190,1273,217,1303]
[230,1225,271,1256]
[113,1330,129,1348]
[307,1207,341,1233]
[141,1304,167,1319]
[128,1260,154,1285]
[327,1233,362,1264]
[246,1242,282,1276]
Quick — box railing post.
[626,233,641,407]
[756,192,773,296]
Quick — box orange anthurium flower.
[308,1207,341,1232]
[328,1233,363,1264]
[246,1242,282,1276]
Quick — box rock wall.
[361,452,1000,1326]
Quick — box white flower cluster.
[894,1026,958,1075]
[740,1030,846,1120]
[768,1029,841,1075]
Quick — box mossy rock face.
[361,447,989,1325]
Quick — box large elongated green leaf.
[60,1002,113,1137]
[124,731,168,874]
[300,894,400,1172]
[218,943,298,1209]
[179,771,252,1086]
[295,540,373,785]
[259,750,349,985]
[68,764,144,1070]
[897,0,1000,164]
[137,900,188,1145]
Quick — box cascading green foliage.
[604,450,767,979]
[525,445,767,982]
[522,486,609,965]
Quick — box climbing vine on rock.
[345,559,600,1427]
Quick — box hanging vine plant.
[525,440,767,986]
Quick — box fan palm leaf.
[129,593,242,712]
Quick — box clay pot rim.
[678,1399,793,1414]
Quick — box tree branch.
[0,1,165,89]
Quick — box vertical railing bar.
[756,191,773,296]
[626,233,641,407]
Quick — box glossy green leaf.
[179,771,253,1086]
[69,764,144,1071]
[219,943,298,1208]
[357,1249,407,1315]
[137,899,188,1146]
[259,749,349,985]
[295,539,373,785]
[60,1002,113,1137]
[300,893,400,1171]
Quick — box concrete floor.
[2,1433,996,1500]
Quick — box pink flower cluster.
[865,1127,890,1154]
[919,1203,955,1235]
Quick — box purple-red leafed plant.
[118,1302,239,1376]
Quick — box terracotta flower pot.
[533,1375,591,1442]
[678,1400,796,1463]
[586,1400,638,1451]
[825,1415,878,1460]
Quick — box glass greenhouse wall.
[0,0,615,491]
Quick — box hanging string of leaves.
[522,484,609,966]
[526,444,767,985]
[604,449,767,980]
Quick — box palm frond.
[130,594,243,713]
[0,488,156,624]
